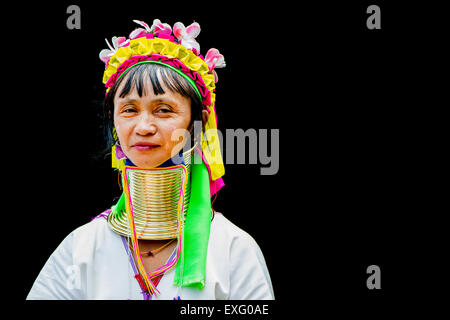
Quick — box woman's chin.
[131,161,160,168]
[129,157,165,169]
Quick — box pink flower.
[173,21,201,52]
[129,19,172,39]
[99,36,130,63]
[204,48,226,82]
[151,19,172,35]
[129,20,152,39]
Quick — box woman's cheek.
[159,123,179,155]
[115,121,133,154]
[170,125,178,142]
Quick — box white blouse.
[27,212,274,300]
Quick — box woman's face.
[113,73,192,168]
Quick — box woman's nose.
[135,114,157,135]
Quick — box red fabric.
[134,273,163,293]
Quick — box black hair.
[102,62,204,152]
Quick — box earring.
[114,140,127,160]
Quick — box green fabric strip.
[111,192,125,219]
[173,152,212,289]
[116,60,203,100]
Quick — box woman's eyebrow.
[148,96,179,106]
[117,97,139,104]
[117,94,179,106]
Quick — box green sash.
[173,152,212,289]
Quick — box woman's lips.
[133,144,160,151]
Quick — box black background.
[4,0,447,317]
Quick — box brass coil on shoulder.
[108,147,194,240]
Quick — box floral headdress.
[99,19,226,196]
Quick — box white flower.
[173,21,201,52]
[99,36,129,63]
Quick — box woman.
[27,19,274,300]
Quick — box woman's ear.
[202,110,209,127]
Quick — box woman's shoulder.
[73,213,110,234]
[69,211,119,247]
[211,212,246,235]
[210,212,259,248]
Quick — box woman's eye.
[157,105,173,113]
[122,106,137,113]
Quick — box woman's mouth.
[133,143,160,151]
